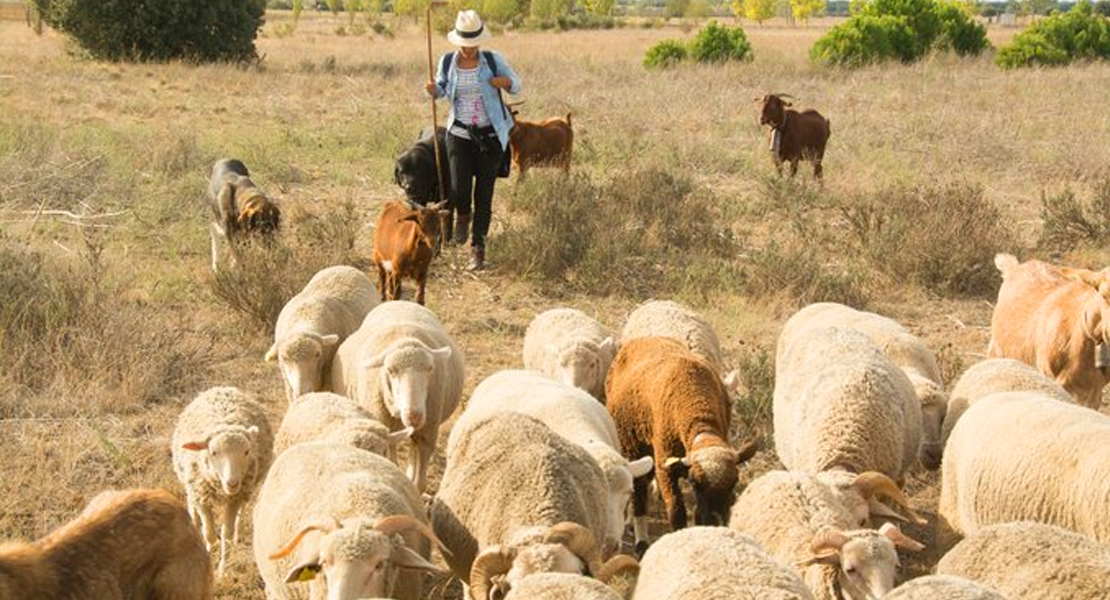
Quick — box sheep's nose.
[224,479,241,493]
[403,411,425,429]
[602,539,619,558]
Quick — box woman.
[425,10,521,271]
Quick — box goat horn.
[545,522,603,578]
[269,517,341,559]
[850,472,927,526]
[775,93,797,99]
[470,545,517,600]
[596,554,640,584]
[374,514,450,555]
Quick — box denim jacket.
[430,50,521,151]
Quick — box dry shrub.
[729,345,775,446]
[0,237,213,418]
[208,200,368,332]
[1038,175,1110,253]
[495,168,739,297]
[837,182,1014,297]
[741,240,873,308]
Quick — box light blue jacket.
[430,50,521,151]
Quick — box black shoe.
[453,213,471,246]
[467,245,485,271]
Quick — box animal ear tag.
[1097,343,1110,368]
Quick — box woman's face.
[459,45,479,59]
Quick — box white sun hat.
[447,10,491,47]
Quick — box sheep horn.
[374,514,450,555]
[596,554,640,584]
[470,545,517,600]
[544,522,603,578]
[269,517,341,559]
[850,472,927,526]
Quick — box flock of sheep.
[3,247,1110,600]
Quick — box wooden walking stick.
[425,1,452,242]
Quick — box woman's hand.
[489,76,512,90]
[425,80,437,96]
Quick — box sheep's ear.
[246,425,260,440]
[628,456,654,478]
[664,456,689,478]
[283,558,322,584]
[722,369,740,393]
[320,334,340,349]
[867,498,910,523]
[362,351,388,370]
[880,522,925,552]
[392,546,442,572]
[598,337,615,355]
[430,345,453,359]
[795,550,840,567]
[389,426,415,446]
[265,343,278,362]
[735,439,758,463]
[181,440,208,451]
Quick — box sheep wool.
[272,392,399,458]
[884,575,1008,600]
[633,527,816,600]
[330,300,464,492]
[252,442,431,600]
[939,391,1110,542]
[431,413,609,583]
[774,325,920,481]
[505,573,622,600]
[620,299,734,383]
[522,308,615,401]
[937,522,1110,600]
[268,265,378,402]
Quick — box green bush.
[32,0,265,62]
[811,0,988,66]
[644,38,689,68]
[996,1,1110,68]
[688,21,753,63]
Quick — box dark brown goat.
[371,200,447,305]
[758,94,830,179]
[509,112,573,179]
[606,336,757,557]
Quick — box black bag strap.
[441,51,510,121]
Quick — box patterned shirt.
[451,66,491,140]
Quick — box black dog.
[394,126,450,207]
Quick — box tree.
[584,0,616,15]
[531,0,574,18]
[687,0,712,20]
[484,0,523,21]
[745,0,776,23]
[666,0,691,17]
[731,0,746,18]
[791,0,825,22]
[392,0,425,18]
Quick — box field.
[3,8,1110,598]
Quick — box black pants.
[447,130,502,249]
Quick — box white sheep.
[937,522,1110,600]
[632,527,817,600]
[620,299,739,392]
[775,325,921,481]
[431,413,621,600]
[779,303,948,469]
[939,390,1110,543]
[729,470,925,600]
[458,369,654,556]
[266,265,378,402]
[504,572,625,600]
[272,392,412,458]
[0,488,213,600]
[252,441,440,600]
[330,300,464,492]
[884,575,1009,600]
[172,386,274,576]
[938,358,1072,455]
[522,308,615,401]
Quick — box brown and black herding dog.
[205,159,281,272]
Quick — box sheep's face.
[271,333,340,402]
[202,428,258,495]
[688,447,739,526]
[506,543,587,591]
[284,525,437,600]
[365,342,452,431]
[556,343,602,394]
[915,380,948,470]
[597,454,654,556]
[759,95,789,128]
[834,535,899,600]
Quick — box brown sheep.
[0,488,213,600]
[509,112,573,179]
[758,93,830,179]
[370,200,448,306]
[605,336,757,557]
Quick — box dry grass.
[2,11,1109,599]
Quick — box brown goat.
[371,200,447,306]
[0,488,213,600]
[605,336,757,557]
[989,253,1110,408]
[758,94,830,179]
[509,112,574,179]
